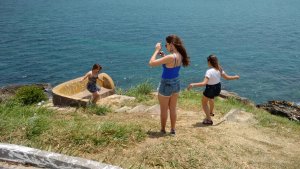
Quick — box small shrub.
[85,105,111,115]
[134,81,153,95]
[15,85,47,105]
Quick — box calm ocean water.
[0,0,299,104]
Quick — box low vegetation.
[14,85,47,105]
[120,81,154,102]
[82,104,112,116]
[1,82,299,169]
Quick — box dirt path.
[122,108,300,168]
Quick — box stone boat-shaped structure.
[52,73,115,107]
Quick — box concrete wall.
[0,143,122,169]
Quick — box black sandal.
[170,129,176,136]
[160,129,166,134]
[202,119,213,125]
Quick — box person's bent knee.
[202,95,209,101]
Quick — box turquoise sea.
[0,0,299,104]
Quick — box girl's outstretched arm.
[81,72,91,82]
[187,77,209,90]
[222,72,240,80]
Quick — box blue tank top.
[161,54,181,79]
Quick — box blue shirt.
[161,54,181,79]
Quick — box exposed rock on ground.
[115,106,132,113]
[97,94,135,108]
[145,104,160,115]
[257,100,300,121]
[219,90,254,106]
[128,105,149,113]
[223,109,256,124]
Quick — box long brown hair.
[207,54,222,72]
[166,35,190,67]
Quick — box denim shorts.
[158,77,180,96]
[203,82,221,99]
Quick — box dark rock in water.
[0,83,52,102]
[219,90,255,106]
[257,100,300,121]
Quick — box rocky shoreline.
[220,90,300,122]
[1,83,299,122]
[257,101,300,121]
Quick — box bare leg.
[169,93,179,131]
[158,94,170,131]
[208,98,215,115]
[202,95,211,120]
[92,92,100,104]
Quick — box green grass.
[0,100,53,140]
[83,104,112,115]
[0,100,147,153]
[178,90,203,111]
[26,115,51,140]
[56,119,146,147]
[91,121,146,146]
[53,119,146,150]
[124,81,154,102]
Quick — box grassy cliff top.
[1,83,299,169]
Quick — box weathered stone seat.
[71,88,113,100]
[71,89,92,99]
[52,73,115,107]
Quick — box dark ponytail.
[207,54,222,72]
[166,35,190,67]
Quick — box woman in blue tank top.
[149,35,190,135]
